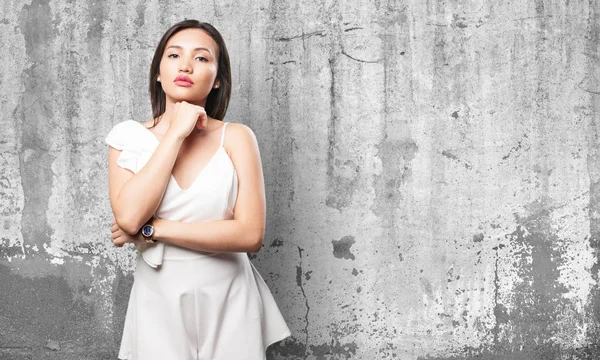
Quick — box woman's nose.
[179,59,192,73]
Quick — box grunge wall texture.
[1,0,599,359]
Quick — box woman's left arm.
[153,123,266,253]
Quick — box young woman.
[105,20,291,359]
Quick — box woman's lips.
[174,80,193,87]
[174,75,193,87]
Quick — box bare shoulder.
[226,122,255,135]
[224,122,261,159]
[225,123,258,147]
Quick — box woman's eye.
[167,54,178,58]
[196,57,207,62]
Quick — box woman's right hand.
[167,101,208,139]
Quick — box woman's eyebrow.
[166,45,212,54]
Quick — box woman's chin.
[165,93,205,104]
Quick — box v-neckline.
[131,120,224,192]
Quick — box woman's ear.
[213,80,220,89]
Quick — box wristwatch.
[141,217,157,243]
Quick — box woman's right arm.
[108,102,206,235]
[108,130,184,235]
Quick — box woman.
[105,20,291,359]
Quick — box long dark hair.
[149,20,231,126]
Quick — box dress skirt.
[118,251,291,360]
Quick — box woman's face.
[158,28,220,106]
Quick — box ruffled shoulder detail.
[105,120,158,174]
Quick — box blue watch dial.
[142,225,154,237]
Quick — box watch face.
[142,225,154,237]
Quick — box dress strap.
[220,122,229,147]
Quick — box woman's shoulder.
[105,120,135,146]
[107,119,143,134]
[224,122,257,142]
[223,122,260,157]
[105,120,156,150]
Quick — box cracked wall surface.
[1,0,600,359]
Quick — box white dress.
[105,120,291,360]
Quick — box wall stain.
[452,14,469,29]
[373,139,419,227]
[270,237,284,247]
[420,277,434,302]
[266,335,358,359]
[0,262,110,352]
[501,134,529,161]
[492,241,508,345]
[270,319,360,359]
[113,270,133,346]
[504,213,571,349]
[324,3,361,212]
[418,345,571,360]
[17,0,56,254]
[263,0,297,279]
[134,3,145,29]
[267,336,306,358]
[296,246,310,358]
[275,30,327,42]
[332,236,356,260]
[441,150,473,170]
[371,1,417,260]
[473,233,484,242]
[419,199,576,359]
[310,338,358,359]
[85,0,107,64]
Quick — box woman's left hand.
[111,218,146,247]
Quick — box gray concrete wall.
[1,0,599,359]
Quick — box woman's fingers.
[111,219,125,247]
[169,101,206,138]
[113,231,126,247]
[196,108,208,130]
